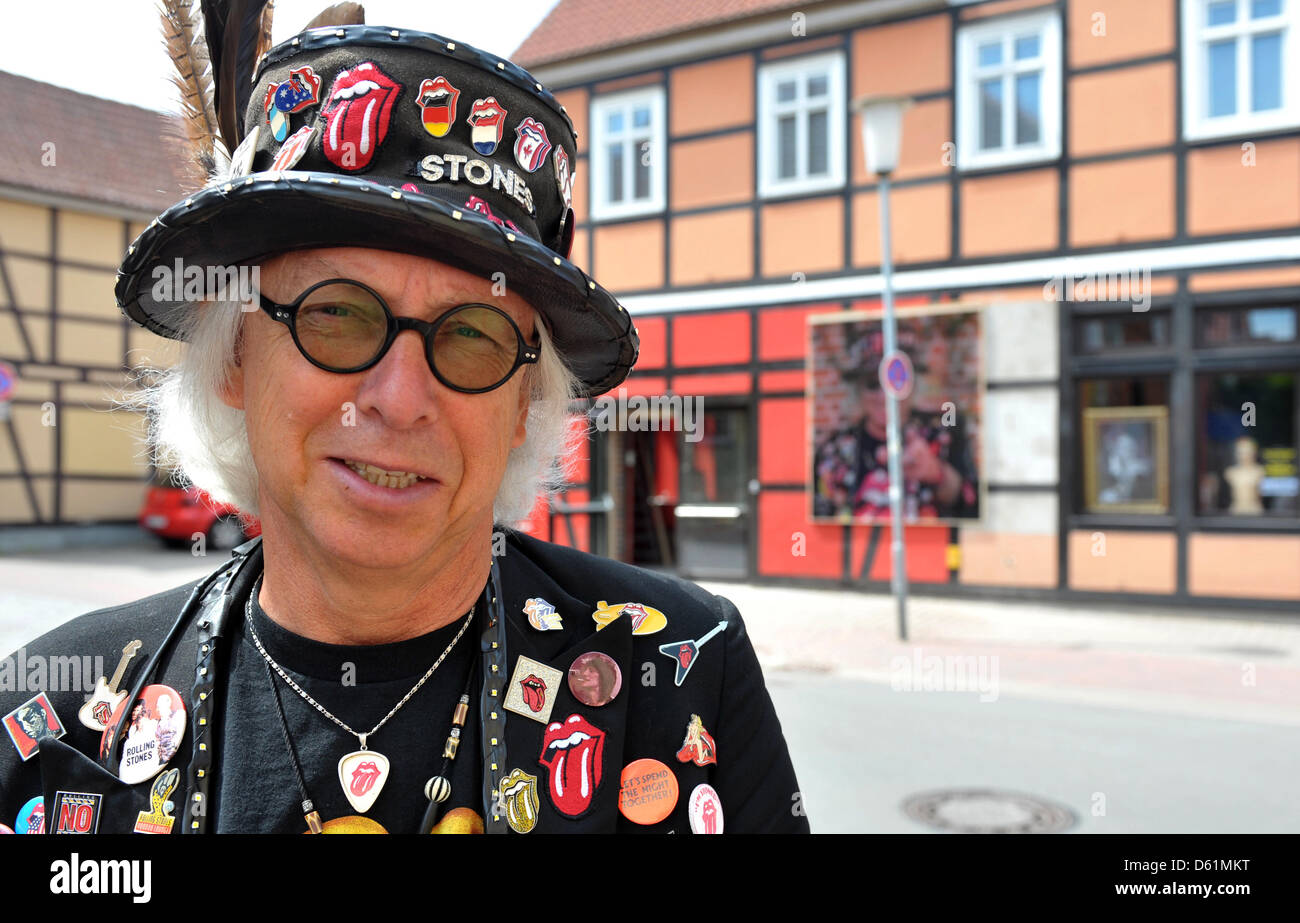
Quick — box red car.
[139,469,261,551]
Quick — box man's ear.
[511,378,530,449]
[218,322,247,410]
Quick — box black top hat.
[115,23,639,395]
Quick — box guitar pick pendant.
[338,746,390,814]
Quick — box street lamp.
[853,93,913,641]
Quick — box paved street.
[2,539,1298,833]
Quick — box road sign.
[878,350,913,400]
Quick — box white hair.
[121,294,582,527]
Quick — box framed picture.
[1082,406,1169,513]
[808,304,984,525]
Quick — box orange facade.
[531,0,1300,608]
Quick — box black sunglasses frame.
[259,278,541,394]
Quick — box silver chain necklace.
[244,573,474,814]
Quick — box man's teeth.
[343,460,427,489]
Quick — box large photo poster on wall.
[809,305,984,524]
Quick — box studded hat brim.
[115,171,638,396]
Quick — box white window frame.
[589,86,666,221]
[1181,0,1300,140]
[955,10,1062,171]
[757,51,847,198]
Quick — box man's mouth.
[336,458,431,490]
[539,714,604,817]
[321,61,401,171]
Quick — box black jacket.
[0,532,809,834]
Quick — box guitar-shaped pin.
[78,640,142,730]
[657,620,727,687]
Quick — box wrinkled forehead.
[261,247,539,335]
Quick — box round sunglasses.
[259,279,540,394]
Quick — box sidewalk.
[701,580,1300,726]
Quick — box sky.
[0,0,562,113]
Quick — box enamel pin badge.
[658,620,728,687]
[4,691,66,761]
[78,640,142,731]
[504,656,564,725]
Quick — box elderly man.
[0,10,807,835]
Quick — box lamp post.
[853,93,913,642]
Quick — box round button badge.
[618,758,679,825]
[689,783,724,834]
[100,684,188,784]
[568,651,622,707]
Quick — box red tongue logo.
[520,675,547,713]
[320,62,402,172]
[350,760,381,796]
[92,702,110,724]
[539,715,606,817]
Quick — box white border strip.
[621,235,1300,314]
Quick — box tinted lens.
[431,305,520,390]
[293,282,388,370]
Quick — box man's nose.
[354,328,443,428]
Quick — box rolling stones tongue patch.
[319,61,402,172]
[538,714,605,818]
[503,656,563,724]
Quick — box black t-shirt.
[211,580,483,834]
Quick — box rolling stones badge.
[500,768,540,834]
[134,768,180,834]
[592,600,667,636]
[658,620,728,686]
[416,76,460,137]
[568,652,621,708]
[538,714,605,818]
[618,758,679,826]
[15,795,45,834]
[270,124,316,171]
[101,684,186,784]
[264,66,322,141]
[503,656,563,725]
[689,783,723,834]
[3,691,66,761]
[467,96,507,154]
[52,791,102,834]
[523,596,562,631]
[553,145,573,210]
[338,749,391,813]
[320,61,402,171]
[676,714,717,767]
[513,116,552,173]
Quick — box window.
[1198,305,1298,346]
[1182,0,1300,139]
[956,10,1062,169]
[1077,377,1171,514]
[589,87,666,219]
[758,52,846,197]
[1196,371,1298,515]
[1074,313,1172,354]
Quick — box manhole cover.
[901,789,1074,834]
